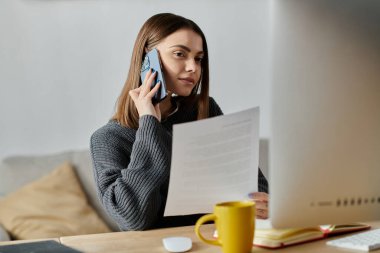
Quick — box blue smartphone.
[140,48,168,104]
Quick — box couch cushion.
[0,150,119,231]
[0,162,111,240]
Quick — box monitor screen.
[269,0,380,228]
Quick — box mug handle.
[194,214,221,246]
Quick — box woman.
[90,13,268,231]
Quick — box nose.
[185,59,198,73]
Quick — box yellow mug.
[195,201,255,253]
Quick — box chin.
[170,86,193,96]
[176,89,194,97]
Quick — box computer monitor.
[269,0,380,228]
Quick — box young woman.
[90,13,268,231]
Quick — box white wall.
[0,0,272,171]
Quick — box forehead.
[158,28,203,53]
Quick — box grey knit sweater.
[90,97,268,231]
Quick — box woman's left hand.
[248,192,269,219]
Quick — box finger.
[139,69,152,96]
[141,70,157,97]
[256,206,268,212]
[254,202,269,207]
[255,200,269,207]
[248,192,269,202]
[142,68,153,84]
[248,199,268,210]
[252,199,268,205]
[254,200,269,208]
[257,214,268,219]
[248,192,268,199]
[256,209,269,219]
[146,82,161,98]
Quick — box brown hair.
[112,13,210,129]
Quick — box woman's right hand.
[129,69,162,121]
[248,192,269,219]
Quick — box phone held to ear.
[140,48,168,104]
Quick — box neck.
[160,95,174,119]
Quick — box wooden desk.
[60,221,380,253]
[60,225,218,253]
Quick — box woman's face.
[155,28,204,97]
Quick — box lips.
[178,77,195,85]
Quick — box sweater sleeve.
[90,115,171,231]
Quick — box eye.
[195,57,203,63]
[173,51,185,58]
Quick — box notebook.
[0,240,82,253]
[214,222,370,249]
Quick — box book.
[214,223,371,249]
[0,240,82,253]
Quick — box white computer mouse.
[162,236,192,252]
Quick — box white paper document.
[164,107,260,216]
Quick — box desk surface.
[59,221,380,253]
